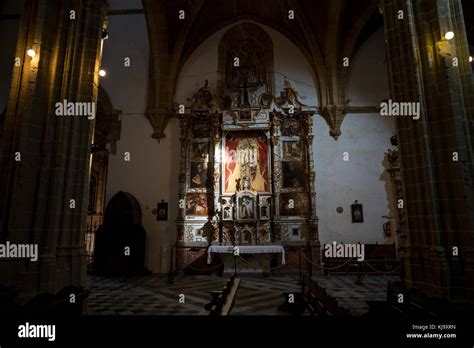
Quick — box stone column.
[0,0,108,299]
[381,0,474,300]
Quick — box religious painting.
[223,131,269,193]
[190,162,208,188]
[279,193,308,216]
[281,116,301,136]
[237,195,256,220]
[222,205,233,220]
[282,161,306,189]
[185,193,208,216]
[282,141,303,161]
[351,200,364,223]
[156,201,168,221]
[288,226,302,241]
[191,142,209,161]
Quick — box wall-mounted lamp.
[437,31,455,58]
[470,56,473,63]
[444,31,455,40]
[27,49,36,58]
[98,69,107,77]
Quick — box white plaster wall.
[269,27,318,106]
[314,28,395,245]
[347,28,389,106]
[105,116,180,274]
[175,28,221,104]
[313,115,395,244]
[101,4,180,273]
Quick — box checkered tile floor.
[86,273,399,315]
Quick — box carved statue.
[241,197,251,219]
[275,77,307,110]
[202,220,217,243]
[235,178,241,192]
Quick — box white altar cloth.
[207,245,285,264]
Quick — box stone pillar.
[0,0,108,299]
[381,0,474,300]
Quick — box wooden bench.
[200,275,240,315]
[26,286,91,317]
[279,276,350,315]
[322,243,399,275]
[0,285,90,317]
[302,275,350,316]
[385,281,445,316]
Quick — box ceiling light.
[470,56,473,63]
[99,69,106,77]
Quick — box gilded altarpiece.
[176,23,318,269]
[176,80,318,250]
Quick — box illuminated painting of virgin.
[224,132,269,193]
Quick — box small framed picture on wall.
[351,200,363,223]
[157,200,168,221]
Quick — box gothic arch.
[104,191,142,226]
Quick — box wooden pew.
[201,275,241,315]
[385,281,441,316]
[25,286,91,317]
[279,276,350,315]
[0,284,90,317]
[302,275,350,316]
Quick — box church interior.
[0,0,474,343]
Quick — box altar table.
[207,245,285,274]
